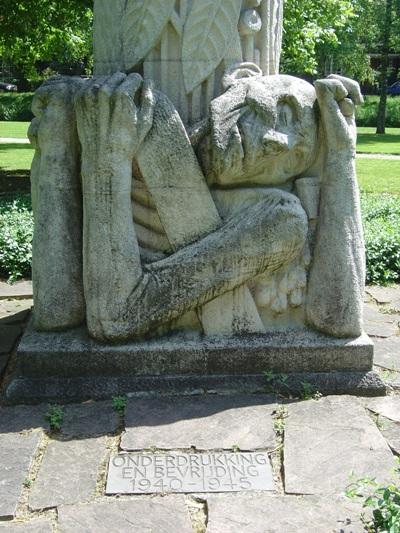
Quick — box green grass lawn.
[0,143,34,172]
[0,121,29,139]
[357,158,400,194]
[357,127,400,154]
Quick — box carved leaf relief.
[94,0,126,74]
[182,0,242,94]
[122,0,176,71]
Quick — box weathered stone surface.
[11,323,374,377]
[284,396,396,495]
[0,404,47,433]
[107,452,274,494]
[5,370,386,405]
[121,395,276,451]
[29,437,104,510]
[0,281,32,300]
[61,401,119,438]
[373,337,400,371]
[0,520,52,532]
[367,396,400,422]
[364,303,400,337]
[58,496,192,532]
[0,325,21,353]
[206,494,365,533]
[0,432,41,519]
[377,415,400,454]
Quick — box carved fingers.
[30,76,85,150]
[314,75,363,150]
[75,73,155,160]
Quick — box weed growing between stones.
[346,459,400,532]
[300,381,322,401]
[273,406,288,439]
[264,371,290,395]
[45,405,63,432]
[112,395,127,414]
[264,372,322,400]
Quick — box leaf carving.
[122,0,176,71]
[94,0,126,74]
[182,0,242,94]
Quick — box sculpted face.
[200,74,318,188]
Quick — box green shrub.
[346,460,400,533]
[357,96,400,128]
[0,195,33,282]
[361,193,400,285]
[0,93,34,122]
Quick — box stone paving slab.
[206,494,365,532]
[0,325,22,354]
[373,337,400,372]
[367,396,400,422]
[0,300,32,322]
[284,396,396,495]
[29,437,105,510]
[57,496,193,532]
[0,404,47,433]
[0,281,32,300]
[366,285,400,307]
[61,401,119,438]
[0,432,41,519]
[121,395,276,451]
[0,520,52,532]
[377,415,400,454]
[363,303,400,337]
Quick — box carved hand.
[28,76,84,150]
[314,74,363,152]
[75,73,155,165]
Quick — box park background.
[0,0,400,287]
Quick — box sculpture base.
[4,324,385,403]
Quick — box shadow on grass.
[358,133,400,147]
[0,169,30,194]
[0,143,34,151]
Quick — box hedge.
[0,93,34,121]
[356,95,400,128]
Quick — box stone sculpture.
[7,0,381,403]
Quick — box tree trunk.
[376,0,393,134]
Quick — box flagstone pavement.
[0,281,399,532]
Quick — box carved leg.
[28,77,86,331]
[98,190,308,341]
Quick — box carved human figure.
[28,64,364,342]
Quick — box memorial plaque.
[106,452,274,494]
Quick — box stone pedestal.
[4,324,384,403]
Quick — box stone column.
[93,0,284,123]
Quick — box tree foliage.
[281,0,355,75]
[0,0,93,82]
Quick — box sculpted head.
[198,64,318,188]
